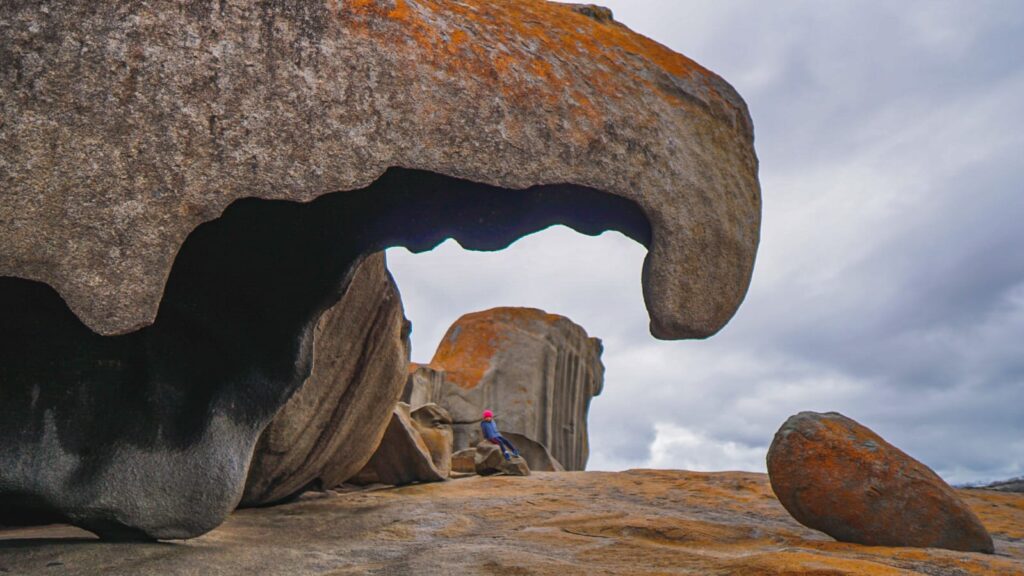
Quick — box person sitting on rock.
[481,410,521,461]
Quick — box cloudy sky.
[388,1,1024,484]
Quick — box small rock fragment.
[475,442,531,477]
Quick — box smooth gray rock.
[241,253,410,507]
[0,0,760,539]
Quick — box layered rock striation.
[0,0,760,539]
[241,253,410,506]
[404,307,603,471]
[0,0,760,340]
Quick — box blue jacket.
[481,419,499,440]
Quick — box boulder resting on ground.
[475,442,531,477]
[767,411,994,553]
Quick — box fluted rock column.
[405,307,603,471]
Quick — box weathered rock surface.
[768,411,994,553]
[240,253,410,506]
[350,403,453,486]
[2,471,1020,576]
[475,442,531,477]
[0,1,760,340]
[0,0,760,539]
[408,403,456,479]
[405,307,603,471]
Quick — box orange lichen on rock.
[767,411,995,554]
[3,470,1021,574]
[386,0,411,20]
[338,0,743,124]
[429,307,563,389]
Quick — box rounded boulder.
[767,411,993,553]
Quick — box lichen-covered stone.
[407,307,602,471]
[241,253,410,506]
[767,411,994,553]
[0,0,760,340]
[0,0,760,539]
[502,432,565,472]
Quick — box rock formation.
[404,307,603,471]
[240,254,410,506]
[767,411,994,553]
[474,443,531,477]
[350,403,453,486]
[0,1,760,539]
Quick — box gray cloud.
[388,1,1024,484]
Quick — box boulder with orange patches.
[409,307,603,471]
[767,411,994,553]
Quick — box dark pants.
[488,436,519,458]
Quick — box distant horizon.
[389,0,1024,485]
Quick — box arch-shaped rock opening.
[0,167,650,538]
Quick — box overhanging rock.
[0,0,761,539]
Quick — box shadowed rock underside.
[0,0,760,340]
